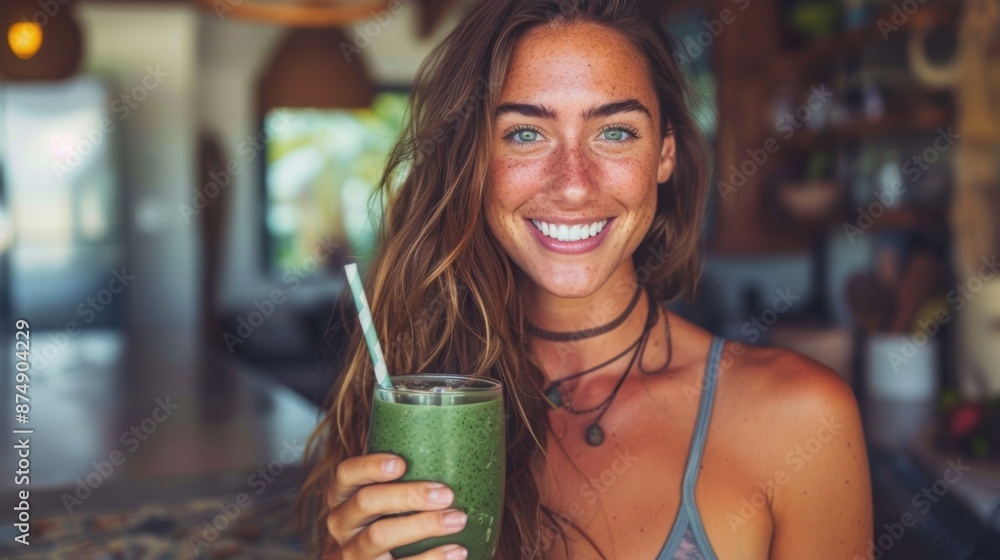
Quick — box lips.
[531,219,608,242]
[525,217,614,255]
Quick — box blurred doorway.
[1,77,124,333]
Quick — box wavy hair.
[298,0,710,557]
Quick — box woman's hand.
[326,453,469,559]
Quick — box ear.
[656,131,676,184]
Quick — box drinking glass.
[368,374,505,559]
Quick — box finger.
[339,481,456,534]
[350,509,468,558]
[328,454,405,509]
[402,543,469,560]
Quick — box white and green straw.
[344,263,392,389]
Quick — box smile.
[525,217,614,255]
[530,219,608,242]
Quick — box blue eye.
[600,127,637,142]
[603,129,625,141]
[516,130,538,142]
[507,128,540,143]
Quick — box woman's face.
[486,22,676,299]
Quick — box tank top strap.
[655,336,725,560]
[657,337,725,560]
[680,336,724,500]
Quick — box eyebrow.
[494,98,652,121]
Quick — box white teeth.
[530,219,608,242]
[569,225,582,241]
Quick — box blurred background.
[0,0,999,558]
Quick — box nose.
[548,143,599,205]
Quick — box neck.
[523,263,651,383]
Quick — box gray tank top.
[655,336,724,560]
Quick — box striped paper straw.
[344,263,392,388]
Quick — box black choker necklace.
[526,283,643,342]
[542,288,673,446]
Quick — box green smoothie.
[368,376,505,560]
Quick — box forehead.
[499,22,656,107]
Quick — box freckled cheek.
[600,157,658,203]
[490,157,550,205]
[485,162,531,240]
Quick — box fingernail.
[442,510,467,528]
[443,544,468,559]
[382,458,400,474]
[427,485,454,504]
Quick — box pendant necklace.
[530,287,673,446]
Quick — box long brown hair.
[298,0,710,557]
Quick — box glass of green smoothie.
[368,374,505,559]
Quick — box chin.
[518,262,612,299]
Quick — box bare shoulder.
[665,313,862,449]
[718,341,873,557]
[720,340,861,425]
[665,316,871,556]
[718,341,867,472]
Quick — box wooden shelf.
[775,4,958,73]
[789,110,951,148]
[711,0,957,254]
[837,207,945,233]
[777,28,868,72]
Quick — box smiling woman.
[300,1,872,559]
[485,21,677,299]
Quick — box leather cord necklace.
[526,283,642,342]
[536,287,673,446]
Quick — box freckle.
[847,442,852,447]
[803,491,807,495]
